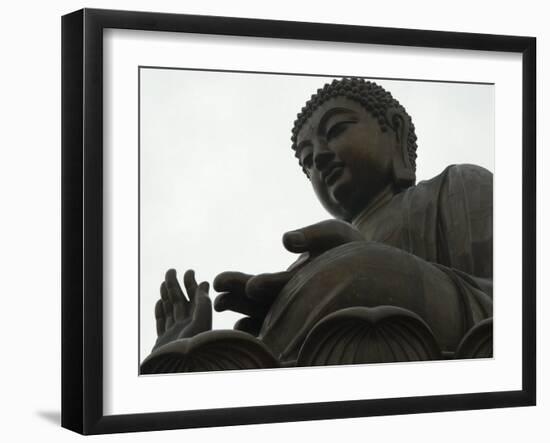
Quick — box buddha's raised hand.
[213,219,363,336]
[152,269,211,351]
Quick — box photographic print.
[138,69,494,374]
[62,9,535,433]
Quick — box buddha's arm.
[434,164,494,320]
[438,164,493,280]
[211,219,365,336]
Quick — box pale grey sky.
[139,68,494,359]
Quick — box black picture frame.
[61,8,536,435]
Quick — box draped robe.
[353,163,493,317]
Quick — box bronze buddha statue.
[141,78,493,373]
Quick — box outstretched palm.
[153,269,212,351]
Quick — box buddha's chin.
[329,179,370,221]
[327,169,349,197]
[328,178,355,218]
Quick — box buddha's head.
[291,78,418,221]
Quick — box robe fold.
[352,163,493,329]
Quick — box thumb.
[196,281,210,297]
[282,219,363,254]
[190,281,210,306]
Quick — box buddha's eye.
[326,120,355,140]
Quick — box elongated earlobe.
[386,108,415,188]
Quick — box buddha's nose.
[313,143,334,171]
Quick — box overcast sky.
[139,68,494,359]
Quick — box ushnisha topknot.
[291,77,418,177]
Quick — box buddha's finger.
[162,300,174,329]
[196,281,210,299]
[213,292,245,313]
[188,283,212,334]
[234,317,263,336]
[183,269,198,301]
[246,271,293,302]
[165,268,185,303]
[160,282,175,327]
[283,219,363,254]
[179,290,212,339]
[213,271,252,292]
[155,299,165,336]
[213,292,268,318]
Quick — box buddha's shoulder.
[399,164,492,205]
[416,164,492,191]
[442,163,493,182]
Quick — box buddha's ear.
[386,108,415,188]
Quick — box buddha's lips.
[323,162,345,185]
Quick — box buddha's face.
[296,97,396,220]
